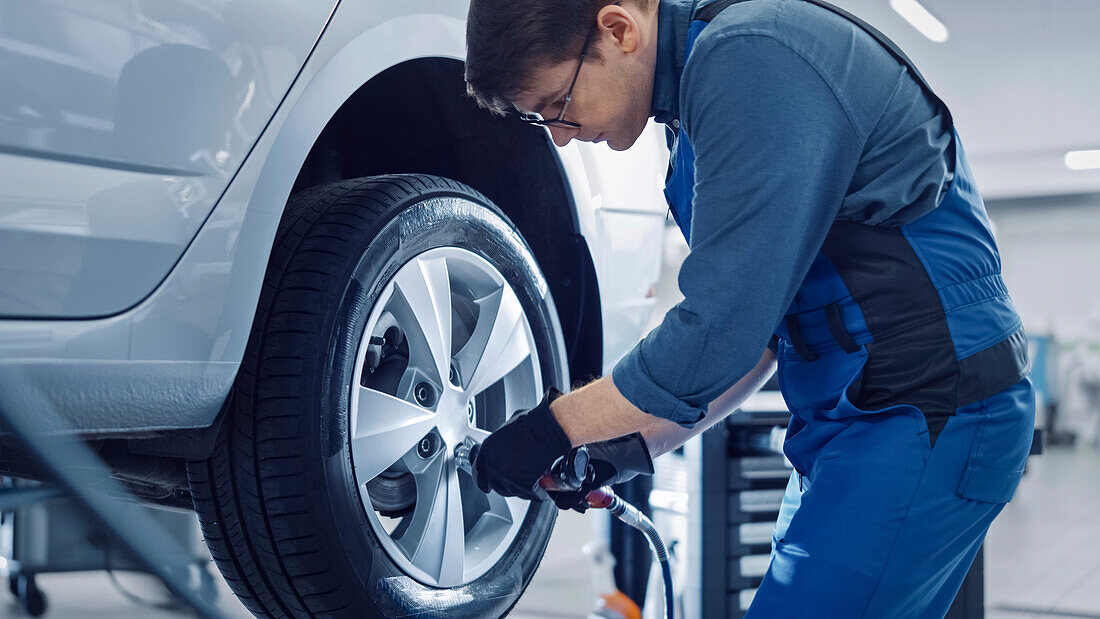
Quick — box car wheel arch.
[279,55,605,388]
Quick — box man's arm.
[550,348,776,456]
[642,348,775,457]
[607,33,863,429]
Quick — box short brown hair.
[464,0,652,116]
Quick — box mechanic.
[463,0,1035,615]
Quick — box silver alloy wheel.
[349,247,544,587]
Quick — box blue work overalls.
[665,1,1035,616]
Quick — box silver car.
[0,0,667,615]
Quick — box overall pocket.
[777,342,868,417]
[954,377,1036,503]
[779,342,929,475]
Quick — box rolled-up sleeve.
[612,33,864,427]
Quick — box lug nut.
[414,382,436,407]
[417,434,437,458]
[449,365,459,386]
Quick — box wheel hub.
[433,385,474,449]
[348,247,545,587]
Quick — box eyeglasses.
[519,26,596,130]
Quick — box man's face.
[513,3,658,151]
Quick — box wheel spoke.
[501,376,542,422]
[397,454,466,586]
[396,452,444,558]
[393,256,453,384]
[467,427,491,443]
[456,285,532,397]
[351,386,437,482]
[463,491,527,554]
[482,491,527,528]
[436,462,467,586]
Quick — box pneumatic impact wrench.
[454,440,674,619]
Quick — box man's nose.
[548,125,579,147]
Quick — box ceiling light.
[889,0,949,43]
[1065,150,1100,171]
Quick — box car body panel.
[570,127,669,371]
[0,0,337,318]
[0,0,668,434]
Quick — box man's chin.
[606,133,635,151]
[606,121,649,151]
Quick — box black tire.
[188,175,567,617]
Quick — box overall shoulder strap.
[691,0,952,126]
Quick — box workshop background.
[2,0,1099,617]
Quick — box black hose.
[661,559,674,619]
[606,493,674,619]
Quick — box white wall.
[833,0,1100,199]
[990,193,1100,341]
[990,194,1100,442]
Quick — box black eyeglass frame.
[519,26,596,130]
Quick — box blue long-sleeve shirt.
[611,0,955,426]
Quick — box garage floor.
[1,445,1096,618]
[984,445,1100,619]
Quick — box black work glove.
[548,432,655,513]
[472,388,572,501]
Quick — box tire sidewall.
[319,192,564,615]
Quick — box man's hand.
[547,432,655,512]
[472,388,572,501]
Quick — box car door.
[0,0,336,318]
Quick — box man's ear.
[597,4,640,54]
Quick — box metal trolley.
[0,363,225,618]
[0,480,217,616]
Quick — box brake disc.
[367,469,416,516]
